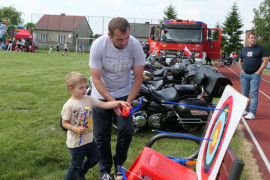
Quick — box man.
[239,32,269,120]
[89,17,145,180]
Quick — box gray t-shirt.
[89,34,145,99]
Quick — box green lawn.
[0,50,206,179]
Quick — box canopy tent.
[15,29,33,39]
[14,29,35,52]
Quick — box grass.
[1,50,259,179]
[0,50,205,179]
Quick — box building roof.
[36,14,85,32]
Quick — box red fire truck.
[148,19,221,64]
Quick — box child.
[48,46,53,55]
[15,45,19,52]
[61,72,130,180]
[62,42,69,56]
[55,44,60,55]
[78,44,82,54]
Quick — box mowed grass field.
[0,50,252,179]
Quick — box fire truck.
[148,19,221,64]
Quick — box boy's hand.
[118,101,130,107]
[76,126,87,135]
[113,101,130,116]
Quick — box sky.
[0,0,265,41]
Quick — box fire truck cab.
[148,19,221,64]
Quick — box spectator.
[21,38,26,52]
[12,37,16,51]
[239,32,269,120]
[232,51,237,65]
[6,38,12,51]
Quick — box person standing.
[6,38,12,51]
[89,17,145,180]
[21,38,26,52]
[239,32,269,120]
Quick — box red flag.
[184,46,191,56]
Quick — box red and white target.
[197,85,248,180]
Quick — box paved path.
[214,63,270,179]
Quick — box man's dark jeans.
[93,96,134,173]
[65,141,100,180]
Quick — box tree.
[212,22,221,40]
[163,3,178,20]
[222,2,243,56]
[0,6,23,25]
[6,24,17,38]
[253,0,270,55]
[24,22,36,34]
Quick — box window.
[58,36,65,43]
[40,34,48,42]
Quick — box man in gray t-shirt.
[89,17,145,180]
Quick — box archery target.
[203,102,231,173]
[196,85,248,180]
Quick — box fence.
[31,13,161,51]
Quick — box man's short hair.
[66,72,87,89]
[248,32,257,38]
[108,17,130,36]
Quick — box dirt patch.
[236,123,262,180]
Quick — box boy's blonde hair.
[66,72,87,88]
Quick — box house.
[35,13,93,51]
[129,22,157,42]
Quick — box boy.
[48,46,53,55]
[61,72,130,180]
[55,44,60,55]
[62,42,69,56]
[78,45,82,54]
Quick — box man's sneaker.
[114,165,123,180]
[243,111,249,116]
[100,172,112,180]
[245,112,255,120]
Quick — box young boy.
[61,72,130,180]
[78,45,82,54]
[48,46,53,55]
[55,44,60,55]
[62,42,69,56]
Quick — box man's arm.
[256,57,269,74]
[90,67,115,102]
[238,58,244,73]
[127,65,144,103]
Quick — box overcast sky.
[1,0,265,41]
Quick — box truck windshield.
[163,28,203,44]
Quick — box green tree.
[24,22,36,34]
[222,2,243,56]
[253,0,270,55]
[212,22,220,41]
[6,24,17,38]
[163,3,178,20]
[0,6,23,25]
